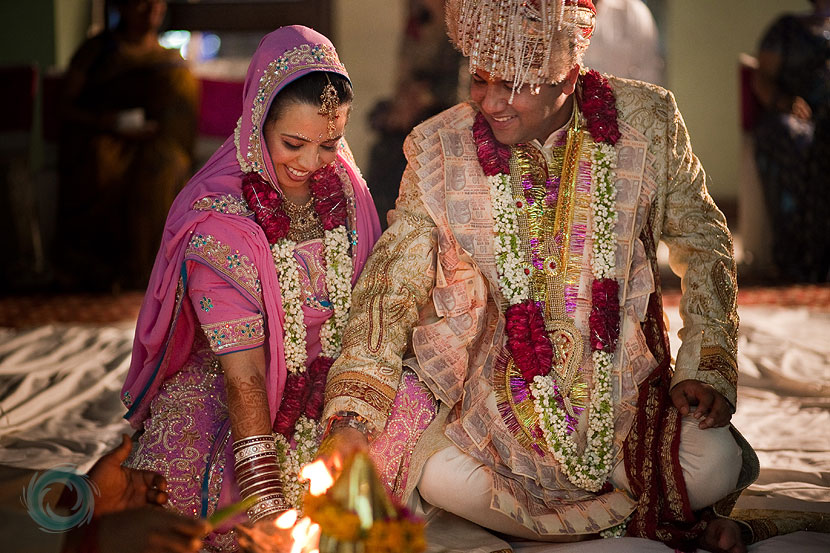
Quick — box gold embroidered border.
[659,407,685,520]
[237,43,346,177]
[325,370,398,416]
[193,194,253,217]
[202,314,265,353]
[699,346,738,390]
[186,233,263,304]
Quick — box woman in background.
[120,26,380,551]
[753,0,830,282]
[57,0,199,291]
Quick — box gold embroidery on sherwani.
[659,407,685,519]
[636,77,739,408]
[699,346,738,389]
[324,369,397,409]
[712,259,737,312]
[358,226,432,355]
[324,160,437,431]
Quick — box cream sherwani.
[324,77,755,539]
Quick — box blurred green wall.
[0,1,57,68]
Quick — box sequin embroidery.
[193,194,253,216]
[236,43,347,176]
[186,233,263,303]
[202,314,265,353]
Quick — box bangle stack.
[232,434,288,522]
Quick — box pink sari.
[120,26,380,544]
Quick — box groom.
[322,1,756,552]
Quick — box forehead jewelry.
[318,75,340,139]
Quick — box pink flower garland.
[309,165,347,230]
[473,113,510,176]
[242,163,347,438]
[475,71,622,382]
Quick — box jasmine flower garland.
[274,415,320,508]
[320,225,353,356]
[242,162,353,509]
[272,240,307,373]
[488,173,530,304]
[476,69,623,494]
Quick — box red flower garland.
[274,372,309,438]
[589,278,620,352]
[304,355,334,420]
[475,71,622,386]
[242,172,290,244]
[242,162,347,242]
[273,355,335,439]
[581,70,621,146]
[309,164,347,230]
[506,300,554,381]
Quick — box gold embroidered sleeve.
[660,91,739,408]
[323,161,437,433]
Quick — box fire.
[275,509,298,529]
[300,460,335,496]
[263,455,425,553]
[289,515,321,553]
[270,460,335,552]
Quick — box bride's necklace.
[284,196,324,242]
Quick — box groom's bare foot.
[699,518,746,553]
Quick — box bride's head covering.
[122,26,379,428]
[445,0,596,94]
[234,25,350,187]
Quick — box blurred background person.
[582,0,664,85]
[366,0,463,229]
[752,0,830,283]
[55,0,199,292]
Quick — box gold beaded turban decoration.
[446,0,596,95]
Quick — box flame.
[289,516,321,553]
[275,509,298,529]
[281,460,334,552]
[300,460,334,496]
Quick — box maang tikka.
[318,75,340,138]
